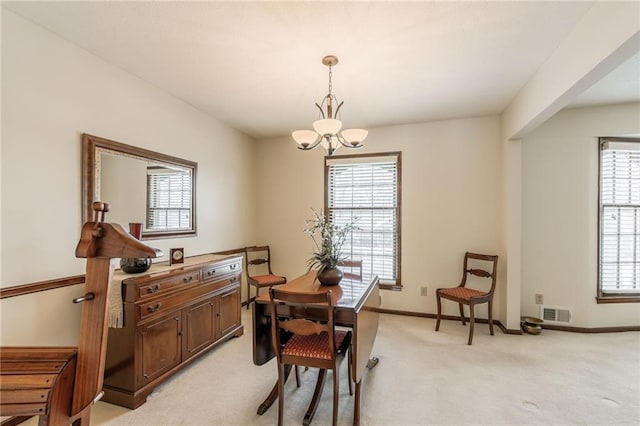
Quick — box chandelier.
[291,55,368,156]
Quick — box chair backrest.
[337,259,363,281]
[245,245,275,277]
[460,252,498,295]
[268,288,337,363]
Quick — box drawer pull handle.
[183,276,194,283]
[230,277,236,282]
[230,264,238,269]
[146,284,161,294]
[147,302,162,313]
[73,292,95,304]
[207,270,215,276]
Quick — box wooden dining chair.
[269,288,352,426]
[245,245,286,309]
[435,252,499,345]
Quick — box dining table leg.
[302,369,327,426]
[257,364,293,415]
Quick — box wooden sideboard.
[102,254,244,409]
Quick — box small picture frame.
[170,248,184,265]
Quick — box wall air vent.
[540,305,572,324]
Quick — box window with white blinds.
[147,167,192,231]
[599,138,640,296]
[325,153,401,286]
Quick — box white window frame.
[147,166,193,233]
[325,152,401,289]
[598,137,640,303]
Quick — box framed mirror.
[82,133,197,239]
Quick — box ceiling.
[3,1,639,140]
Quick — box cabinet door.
[216,285,240,339]
[183,297,216,360]
[137,312,181,386]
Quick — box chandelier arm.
[315,103,326,119]
[334,101,344,118]
[296,134,323,151]
[336,132,363,149]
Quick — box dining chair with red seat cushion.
[269,288,352,426]
[435,252,499,345]
[245,245,286,309]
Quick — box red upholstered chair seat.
[282,330,350,360]
[438,286,486,301]
[251,274,286,286]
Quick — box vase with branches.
[304,208,357,285]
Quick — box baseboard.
[371,307,521,335]
[371,307,638,334]
[541,323,640,333]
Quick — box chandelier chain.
[328,65,333,96]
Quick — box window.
[325,152,401,289]
[598,137,640,303]
[147,166,193,232]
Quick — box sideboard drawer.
[135,270,201,300]
[202,261,241,282]
[138,279,237,321]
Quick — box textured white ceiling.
[3,1,637,139]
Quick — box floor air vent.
[541,305,572,324]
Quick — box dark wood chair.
[245,245,286,309]
[269,288,352,426]
[0,202,160,425]
[337,259,363,281]
[435,252,499,345]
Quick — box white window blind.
[147,167,192,231]
[599,139,640,294]
[326,154,400,285]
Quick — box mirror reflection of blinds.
[327,158,399,284]
[147,171,191,231]
[600,139,640,293]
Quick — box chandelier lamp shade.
[291,55,368,156]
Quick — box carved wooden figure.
[0,202,161,425]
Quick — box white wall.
[521,103,640,327]
[256,117,504,321]
[0,11,257,345]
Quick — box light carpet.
[20,310,640,425]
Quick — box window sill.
[379,284,402,291]
[596,295,640,304]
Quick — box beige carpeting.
[21,310,640,425]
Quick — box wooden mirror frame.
[82,133,197,239]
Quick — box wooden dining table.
[252,270,380,426]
